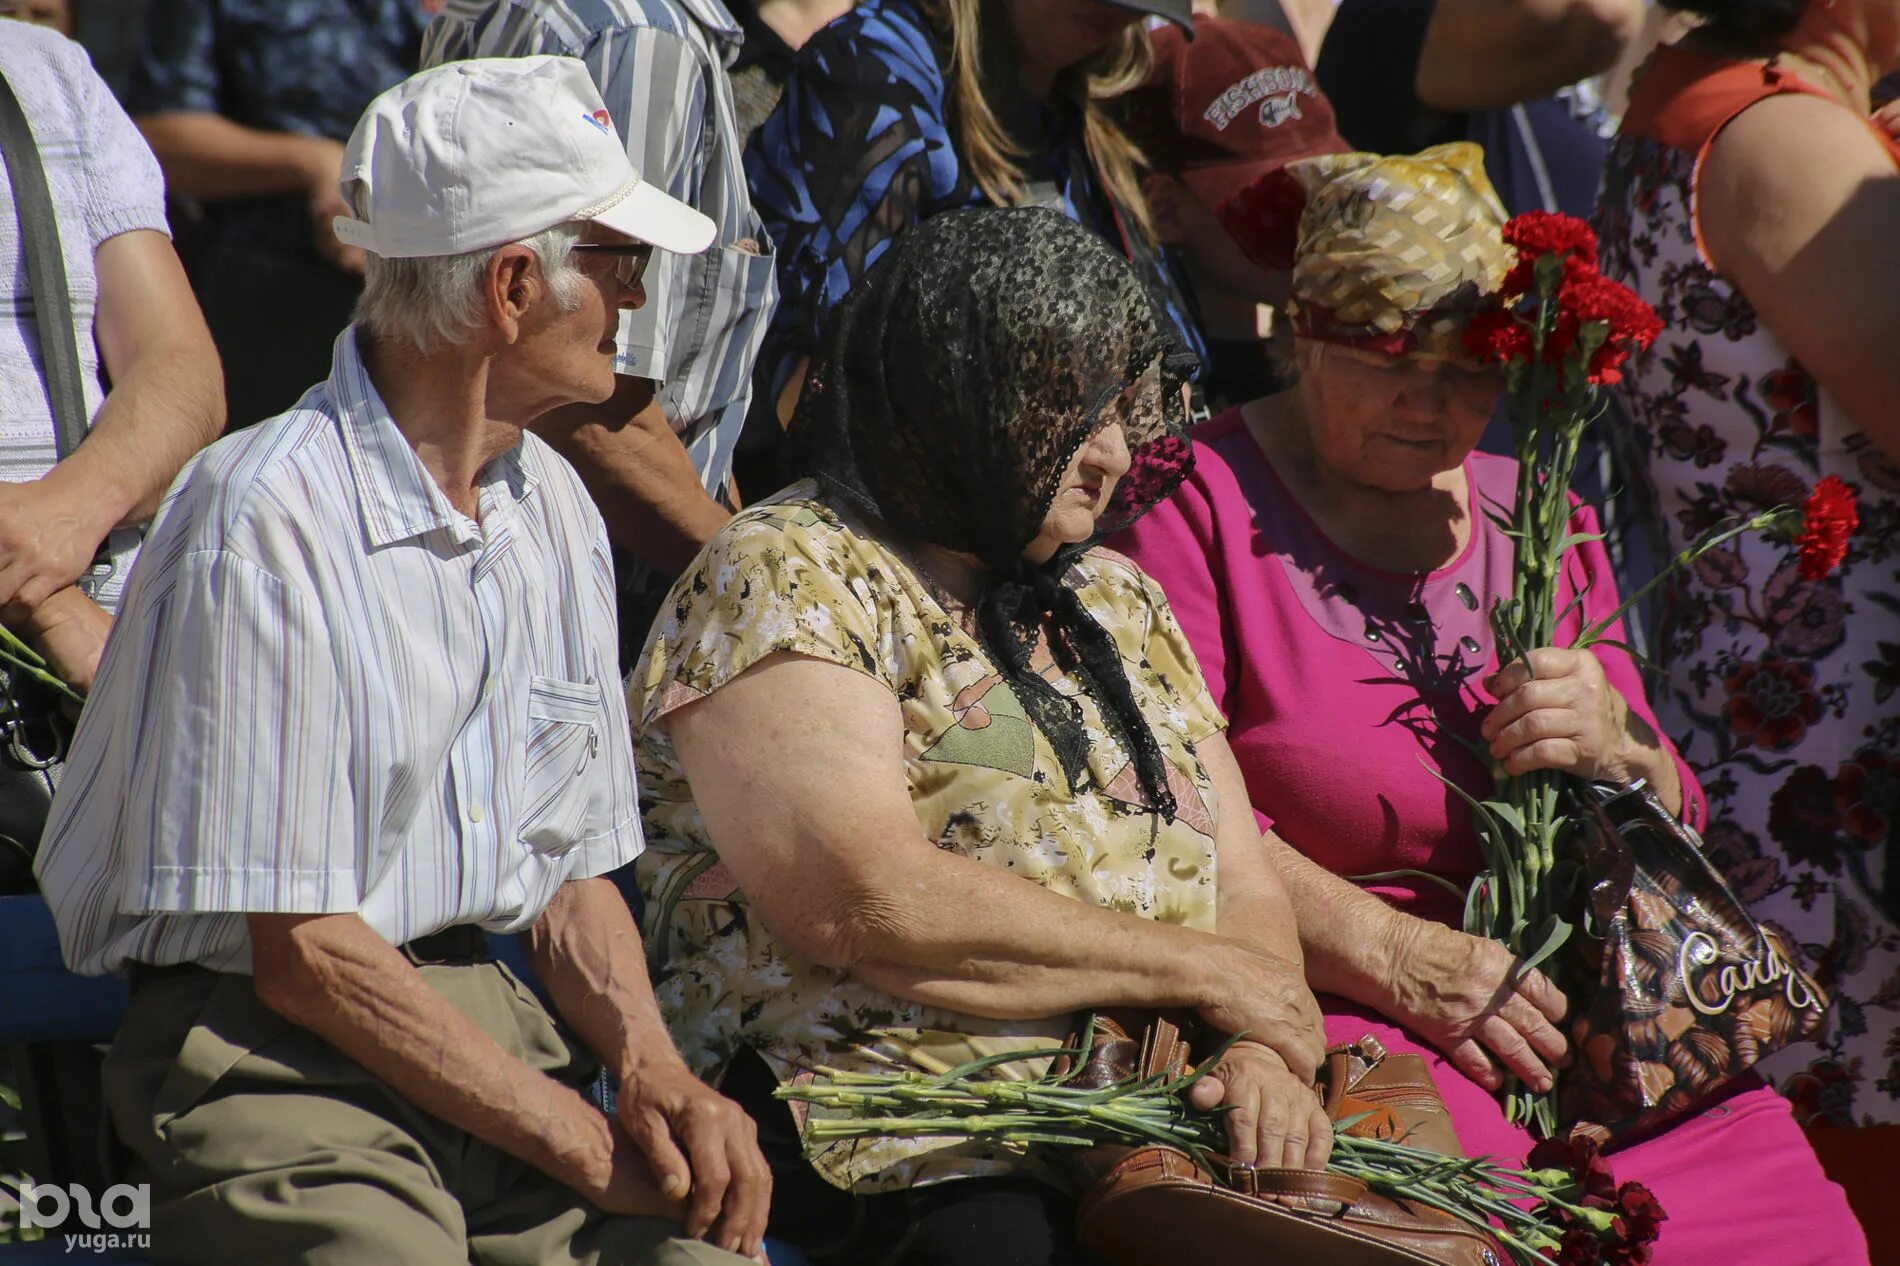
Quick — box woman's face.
[1024,420,1133,564]
[1006,0,1142,73]
[1298,341,1502,492]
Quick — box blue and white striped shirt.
[424,0,776,499]
[35,327,643,976]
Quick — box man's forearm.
[526,878,682,1084]
[135,112,336,202]
[249,913,624,1195]
[534,379,731,576]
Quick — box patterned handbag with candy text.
[1561,781,1828,1138]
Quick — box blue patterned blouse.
[742,0,1206,402]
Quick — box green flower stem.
[780,1061,1581,1266]
[1573,508,1795,652]
[0,630,82,705]
[0,623,47,669]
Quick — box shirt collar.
[329,326,540,550]
[677,0,742,48]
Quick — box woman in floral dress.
[627,209,1328,1265]
[1593,0,1900,1189]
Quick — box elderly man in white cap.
[35,56,765,1266]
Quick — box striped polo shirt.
[424,0,776,499]
[35,327,643,976]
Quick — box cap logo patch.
[1204,66,1317,131]
[583,108,613,133]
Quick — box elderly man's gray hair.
[355,223,591,352]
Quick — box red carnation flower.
[1461,306,1533,364]
[1614,1182,1667,1246]
[1502,211,1600,294]
[1216,169,1307,273]
[1557,262,1662,384]
[1795,475,1858,580]
[1555,1226,1606,1266]
[1528,1133,1618,1205]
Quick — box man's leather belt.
[126,924,492,989]
[399,923,491,966]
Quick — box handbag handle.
[0,66,90,462]
[1224,1162,1369,1206]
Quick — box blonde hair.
[921,0,1157,242]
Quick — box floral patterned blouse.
[628,485,1228,1191]
[1596,47,1900,1128]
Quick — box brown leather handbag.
[1068,1017,1508,1266]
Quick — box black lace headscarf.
[788,207,1198,818]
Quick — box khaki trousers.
[102,960,746,1266]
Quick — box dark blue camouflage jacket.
[742,0,1205,403]
[126,0,429,253]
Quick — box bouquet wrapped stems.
[780,1038,1663,1266]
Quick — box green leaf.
[1555,530,1605,555]
[1517,914,1574,975]
[1464,875,1492,936]
[1344,869,1469,901]
[1582,637,1659,674]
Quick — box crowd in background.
[1,0,1896,1257]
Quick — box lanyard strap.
[0,66,89,461]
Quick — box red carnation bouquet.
[1455,212,1850,1139]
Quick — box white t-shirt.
[0,22,170,613]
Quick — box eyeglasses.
[570,242,654,289]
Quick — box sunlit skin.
[1249,335,1684,809]
[1023,420,1133,564]
[1295,340,1503,495]
[506,224,649,411]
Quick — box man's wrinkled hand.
[615,1056,771,1259]
[0,477,105,614]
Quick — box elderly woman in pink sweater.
[1113,143,1865,1264]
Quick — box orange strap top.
[1620,44,1900,265]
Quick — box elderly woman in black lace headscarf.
[624,207,1325,1265]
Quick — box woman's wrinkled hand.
[1378,916,1567,1093]
[1482,646,1639,783]
[1187,1039,1333,1170]
[1194,942,1328,1084]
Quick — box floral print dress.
[1596,47,1900,1128]
[628,486,1228,1191]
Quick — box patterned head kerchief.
[1282,142,1512,358]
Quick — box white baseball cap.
[332,55,716,259]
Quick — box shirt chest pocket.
[520,675,606,858]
